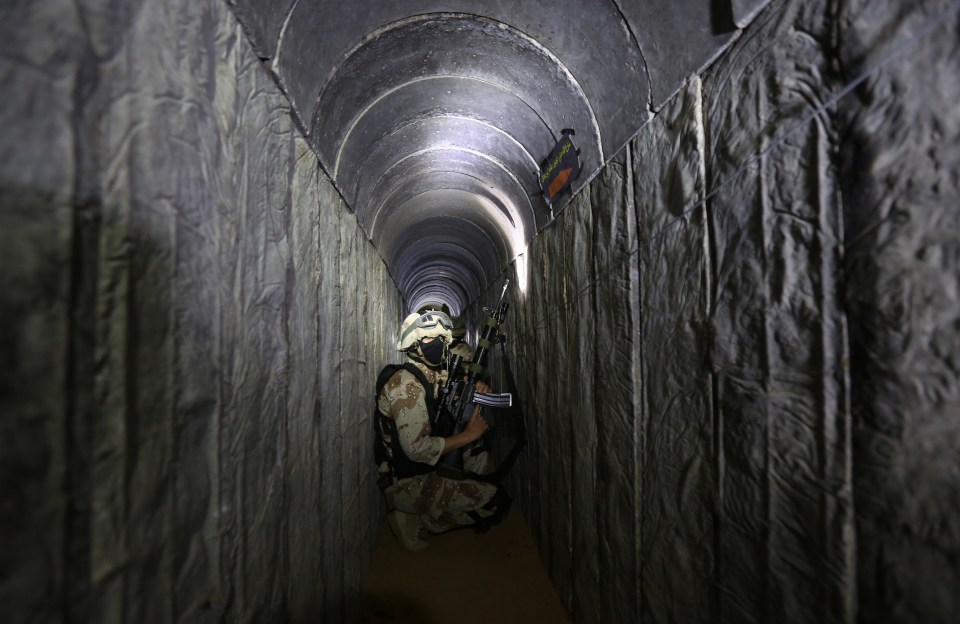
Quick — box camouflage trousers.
[382,447,499,533]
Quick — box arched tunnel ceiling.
[229,0,768,310]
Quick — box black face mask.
[418,338,446,367]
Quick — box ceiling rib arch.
[380,203,511,275]
[312,13,603,173]
[332,76,550,181]
[366,147,535,239]
[306,12,603,310]
[231,0,750,312]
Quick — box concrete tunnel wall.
[472,1,960,623]
[1,0,400,620]
[2,1,959,624]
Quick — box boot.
[386,510,430,552]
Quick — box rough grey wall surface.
[0,0,399,621]
[481,0,959,622]
[634,77,715,624]
[838,1,960,622]
[702,2,852,621]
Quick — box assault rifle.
[439,281,513,470]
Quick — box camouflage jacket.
[377,359,449,467]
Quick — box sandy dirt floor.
[360,509,570,623]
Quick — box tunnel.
[2,0,959,622]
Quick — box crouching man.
[374,310,511,551]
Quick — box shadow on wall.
[710,0,738,34]
[0,179,293,619]
[0,0,400,621]
[1,127,394,623]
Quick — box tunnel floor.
[360,509,569,623]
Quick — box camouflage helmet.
[397,310,454,350]
[417,304,465,339]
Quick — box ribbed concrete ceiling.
[230,0,765,312]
